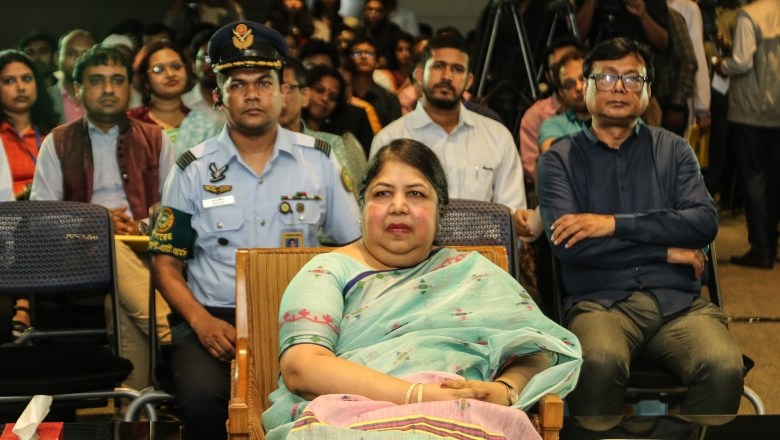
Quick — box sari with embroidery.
[263,248,582,439]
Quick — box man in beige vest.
[715,0,780,269]
[32,45,176,391]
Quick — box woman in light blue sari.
[264,139,582,439]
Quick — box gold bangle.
[404,382,417,405]
[416,382,424,403]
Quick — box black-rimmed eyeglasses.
[589,73,649,92]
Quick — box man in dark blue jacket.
[537,38,743,415]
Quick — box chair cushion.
[0,345,133,395]
[627,360,686,390]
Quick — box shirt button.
[259,178,264,184]
[217,222,223,228]
[122,173,128,179]
[636,267,639,271]
[260,220,266,226]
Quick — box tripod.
[534,0,581,85]
[474,0,539,101]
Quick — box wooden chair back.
[228,246,562,440]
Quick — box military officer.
[148,21,361,440]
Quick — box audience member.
[298,38,341,68]
[266,0,325,43]
[48,30,96,125]
[370,35,532,237]
[435,25,464,40]
[0,50,58,198]
[181,28,225,126]
[280,58,366,187]
[164,0,245,41]
[348,36,402,127]
[576,0,671,51]
[148,22,360,440]
[715,0,780,269]
[106,19,143,56]
[537,37,744,415]
[668,0,712,131]
[142,23,176,46]
[518,36,582,187]
[538,50,591,153]
[312,0,359,41]
[128,39,220,158]
[359,0,402,63]
[652,8,697,136]
[338,56,382,144]
[103,34,144,108]
[375,31,414,93]
[17,32,58,89]
[385,0,419,36]
[31,44,175,392]
[333,23,357,54]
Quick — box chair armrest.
[229,250,251,439]
[534,394,564,440]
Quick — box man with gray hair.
[47,30,95,124]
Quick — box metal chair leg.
[124,390,176,422]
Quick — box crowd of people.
[1,0,778,438]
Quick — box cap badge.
[232,24,254,50]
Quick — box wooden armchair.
[228,246,564,440]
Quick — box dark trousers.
[169,307,234,440]
[704,90,730,195]
[731,123,780,258]
[565,292,744,415]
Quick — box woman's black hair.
[0,49,59,133]
[386,31,414,72]
[582,37,655,83]
[303,65,348,133]
[133,39,187,104]
[267,0,316,40]
[358,139,449,226]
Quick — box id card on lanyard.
[21,126,41,164]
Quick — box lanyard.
[19,126,41,165]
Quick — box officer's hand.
[192,314,236,362]
[110,207,140,236]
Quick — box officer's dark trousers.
[731,123,780,258]
[170,307,234,440]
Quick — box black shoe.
[730,251,774,269]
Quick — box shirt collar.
[86,119,120,137]
[215,124,296,171]
[410,99,474,131]
[583,119,644,148]
[565,109,588,123]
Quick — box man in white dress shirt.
[370,35,532,235]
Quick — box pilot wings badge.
[232,24,254,50]
[209,162,228,182]
[203,185,232,195]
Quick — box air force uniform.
[150,125,360,307]
[146,21,360,440]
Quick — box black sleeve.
[645,0,670,30]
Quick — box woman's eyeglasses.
[588,73,648,92]
[148,63,185,75]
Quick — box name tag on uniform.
[202,195,235,209]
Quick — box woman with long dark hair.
[267,0,328,44]
[375,31,414,93]
[0,49,58,338]
[128,39,220,158]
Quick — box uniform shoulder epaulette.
[313,138,332,157]
[176,150,197,170]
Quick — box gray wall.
[1,0,487,51]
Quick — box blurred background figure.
[128,39,220,158]
[17,31,58,89]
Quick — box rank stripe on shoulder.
[313,138,331,157]
[176,150,196,170]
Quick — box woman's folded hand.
[428,378,510,406]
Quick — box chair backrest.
[0,201,120,351]
[229,246,509,439]
[437,199,519,279]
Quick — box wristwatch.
[137,221,149,236]
[495,379,518,406]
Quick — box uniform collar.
[216,124,297,170]
[410,99,475,131]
